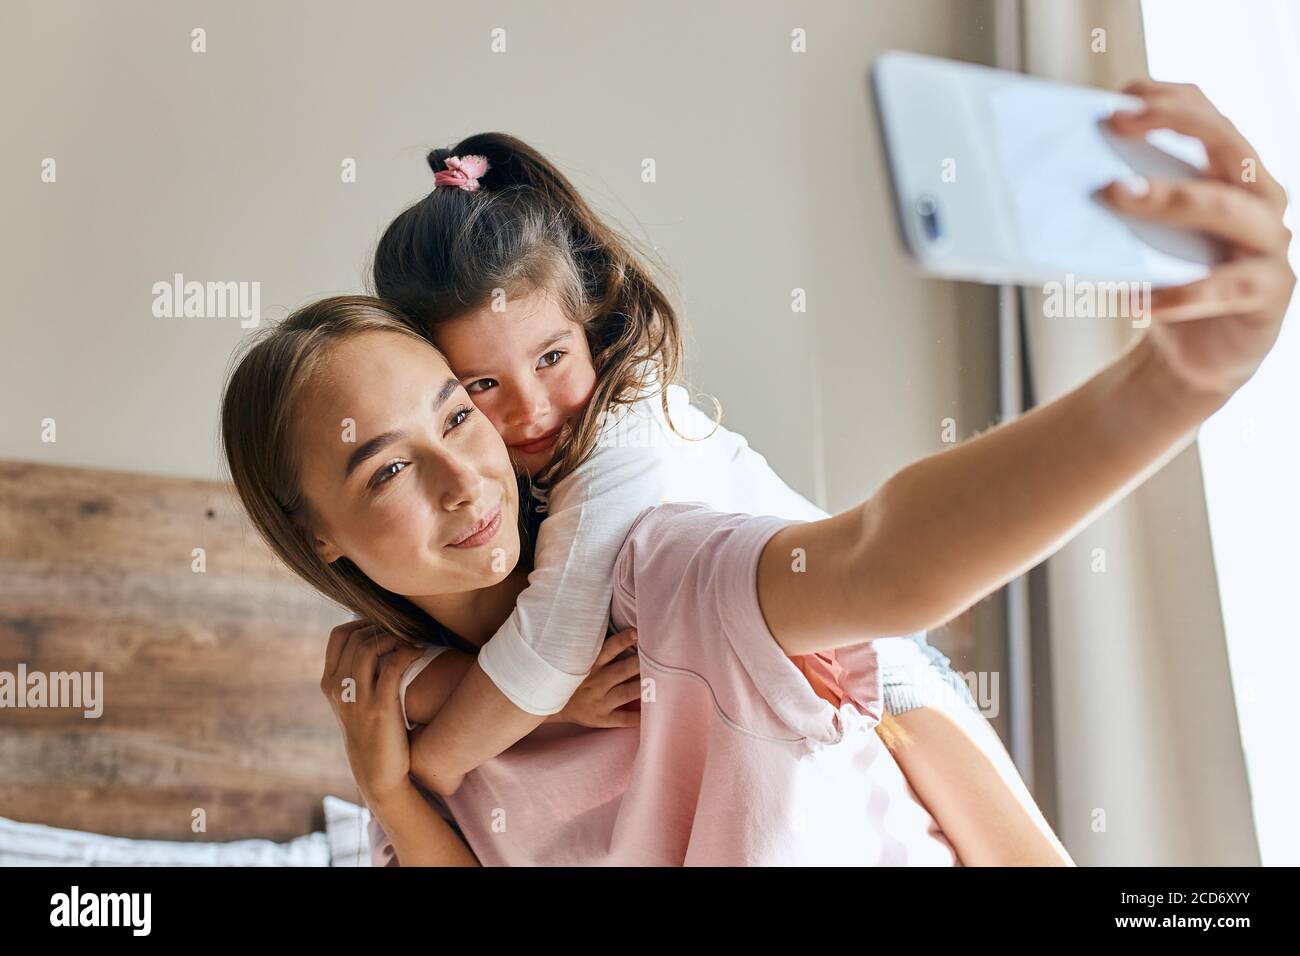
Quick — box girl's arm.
[407,422,675,796]
[759,81,1293,656]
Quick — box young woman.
[223,79,1292,865]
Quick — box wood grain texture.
[0,459,357,842]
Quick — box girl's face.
[293,330,522,598]
[433,288,598,476]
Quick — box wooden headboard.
[0,459,356,842]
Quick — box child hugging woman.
[221,81,1292,864]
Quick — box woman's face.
[433,287,598,476]
[293,330,521,598]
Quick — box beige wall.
[1,0,998,499]
[1,0,1010,767]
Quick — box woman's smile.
[446,506,504,549]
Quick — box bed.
[0,459,357,850]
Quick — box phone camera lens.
[914,195,942,241]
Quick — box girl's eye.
[465,378,497,393]
[538,350,564,369]
[372,460,407,488]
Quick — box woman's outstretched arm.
[758,80,1293,657]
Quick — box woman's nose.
[425,445,485,511]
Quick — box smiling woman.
[218,295,973,865]
[219,296,522,656]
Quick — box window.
[1142,0,1300,865]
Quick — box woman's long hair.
[219,294,480,653]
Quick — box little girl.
[366,132,1060,856]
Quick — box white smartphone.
[870,50,1222,287]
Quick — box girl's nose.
[505,382,548,428]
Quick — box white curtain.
[996,0,1258,864]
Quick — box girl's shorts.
[875,632,981,717]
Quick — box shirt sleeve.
[399,643,454,732]
[474,405,676,716]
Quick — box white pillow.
[322,796,372,866]
[0,813,329,867]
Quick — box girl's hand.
[556,627,642,728]
[1099,79,1294,398]
[320,620,427,805]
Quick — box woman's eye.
[539,350,564,368]
[465,378,496,393]
[447,406,474,432]
[372,460,407,488]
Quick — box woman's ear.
[296,502,343,564]
[313,533,344,565]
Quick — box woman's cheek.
[349,501,431,588]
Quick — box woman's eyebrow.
[342,376,463,479]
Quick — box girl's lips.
[447,508,503,549]
[510,426,562,456]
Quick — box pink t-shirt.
[371,503,958,866]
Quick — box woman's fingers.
[1149,258,1289,323]
[1097,176,1288,255]
[349,630,413,694]
[323,619,372,681]
[1108,83,1288,209]
[376,644,428,700]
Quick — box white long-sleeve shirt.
[471,379,844,716]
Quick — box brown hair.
[219,294,481,653]
[370,131,700,493]
[370,133,909,750]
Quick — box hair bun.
[426,148,452,175]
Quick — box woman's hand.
[554,627,642,728]
[320,619,427,806]
[1099,79,1294,398]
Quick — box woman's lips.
[510,425,562,456]
[447,508,503,549]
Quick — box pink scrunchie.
[433,154,490,192]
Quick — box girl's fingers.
[605,676,644,709]
[592,653,640,693]
[1097,176,1287,255]
[1149,258,1285,323]
[603,707,641,729]
[594,628,638,668]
